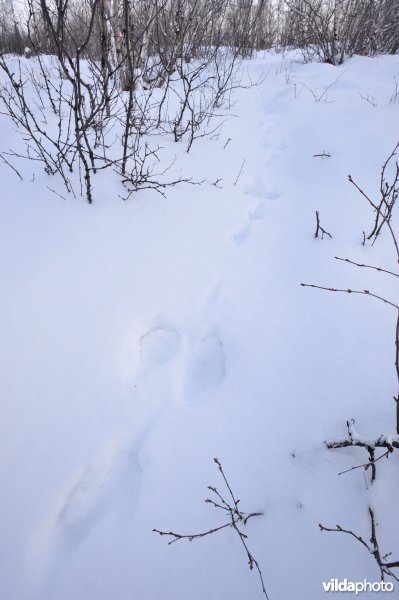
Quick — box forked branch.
[153,458,269,599]
[315,210,332,239]
[326,419,398,483]
[320,507,399,583]
[348,142,399,262]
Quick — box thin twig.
[319,523,371,552]
[153,522,233,545]
[234,158,245,186]
[320,507,399,582]
[0,152,23,180]
[313,152,331,159]
[300,283,399,311]
[338,449,392,478]
[334,257,399,278]
[314,210,332,239]
[325,420,399,450]
[214,458,240,513]
[46,186,67,201]
[153,458,269,598]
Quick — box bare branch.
[314,210,332,239]
[313,152,331,159]
[334,257,399,279]
[300,283,399,311]
[153,458,269,599]
[320,507,399,583]
[234,158,246,186]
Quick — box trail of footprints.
[31,91,283,592]
[31,322,226,588]
[140,324,226,405]
[226,181,283,246]
[226,116,285,245]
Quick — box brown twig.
[328,437,399,449]
[326,419,398,482]
[234,158,245,186]
[300,283,399,311]
[325,420,399,451]
[213,458,240,514]
[301,281,399,433]
[338,449,392,479]
[334,256,399,279]
[348,143,399,262]
[0,152,23,180]
[313,152,331,158]
[319,523,371,552]
[153,458,269,599]
[314,210,332,239]
[153,521,233,544]
[46,186,67,201]
[319,507,399,582]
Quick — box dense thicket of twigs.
[281,0,399,64]
[0,1,398,202]
[0,1,267,201]
[1,1,398,64]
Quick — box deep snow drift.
[1,50,398,599]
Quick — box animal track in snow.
[248,202,267,220]
[55,444,134,547]
[139,322,226,406]
[226,221,251,244]
[244,176,282,200]
[260,128,288,151]
[29,323,182,587]
[140,325,180,369]
[263,183,282,200]
[176,333,226,406]
[31,320,226,590]
[28,435,143,592]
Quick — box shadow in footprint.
[176,334,226,406]
[244,176,282,200]
[226,222,251,245]
[28,437,143,597]
[140,326,180,369]
[248,202,268,220]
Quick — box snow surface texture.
[1,50,399,599]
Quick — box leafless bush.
[301,146,399,584]
[0,0,29,55]
[0,0,262,201]
[320,507,398,584]
[281,0,399,65]
[153,458,269,599]
[2,0,398,66]
[349,142,399,262]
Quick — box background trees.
[0,1,398,64]
[0,0,398,202]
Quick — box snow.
[0,49,398,599]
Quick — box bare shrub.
[153,458,270,599]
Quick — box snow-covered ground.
[1,50,398,599]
